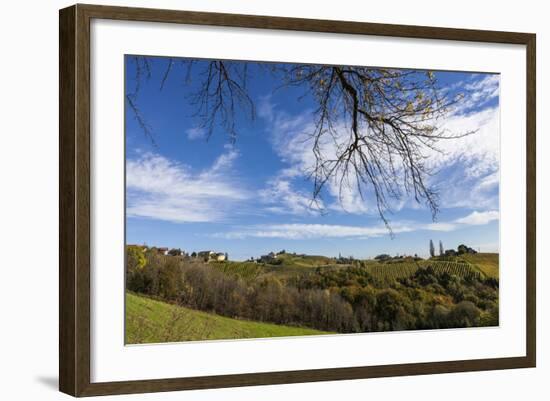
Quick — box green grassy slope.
[126,292,331,344]
[211,253,498,282]
[263,253,341,277]
[279,253,334,266]
[210,256,335,278]
[460,253,499,278]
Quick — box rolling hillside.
[363,257,498,282]
[275,253,334,267]
[459,253,499,278]
[212,253,499,282]
[126,292,331,344]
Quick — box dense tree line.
[127,251,354,332]
[292,265,498,331]
[126,247,498,334]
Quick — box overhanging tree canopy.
[127,57,473,231]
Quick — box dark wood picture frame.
[59,3,536,397]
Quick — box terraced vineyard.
[209,253,496,284]
[422,260,484,279]
[364,262,421,281]
[364,260,485,282]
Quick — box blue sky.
[125,56,500,260]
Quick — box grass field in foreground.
[126,292,331,344]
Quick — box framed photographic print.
[59,4,536,397]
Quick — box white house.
[197,250,215,260]
[260,252,277,263]
[157,247,169,256]
[196,250,227,262]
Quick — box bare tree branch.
[126,57,474,229]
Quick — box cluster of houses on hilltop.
[258,251,279,263]
[253,250,295,264]
[196,250,227,262]
[243,250,286,264]
[129,245,228,262]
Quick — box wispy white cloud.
[454,210,499,225]
[257,97,329,216]
[461,75,500,111]
[126,148,247,223]
[257,95,275,121]
[216,223,407,240]
[259,176,324,215]
[185,127,206,141]
[258,82,500,217]
[209,144,240,173]
[259,98,381,216]
[426,105,500,211]
[215,210,498,240]
[427,106,499,169]
[445,74,500,116]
